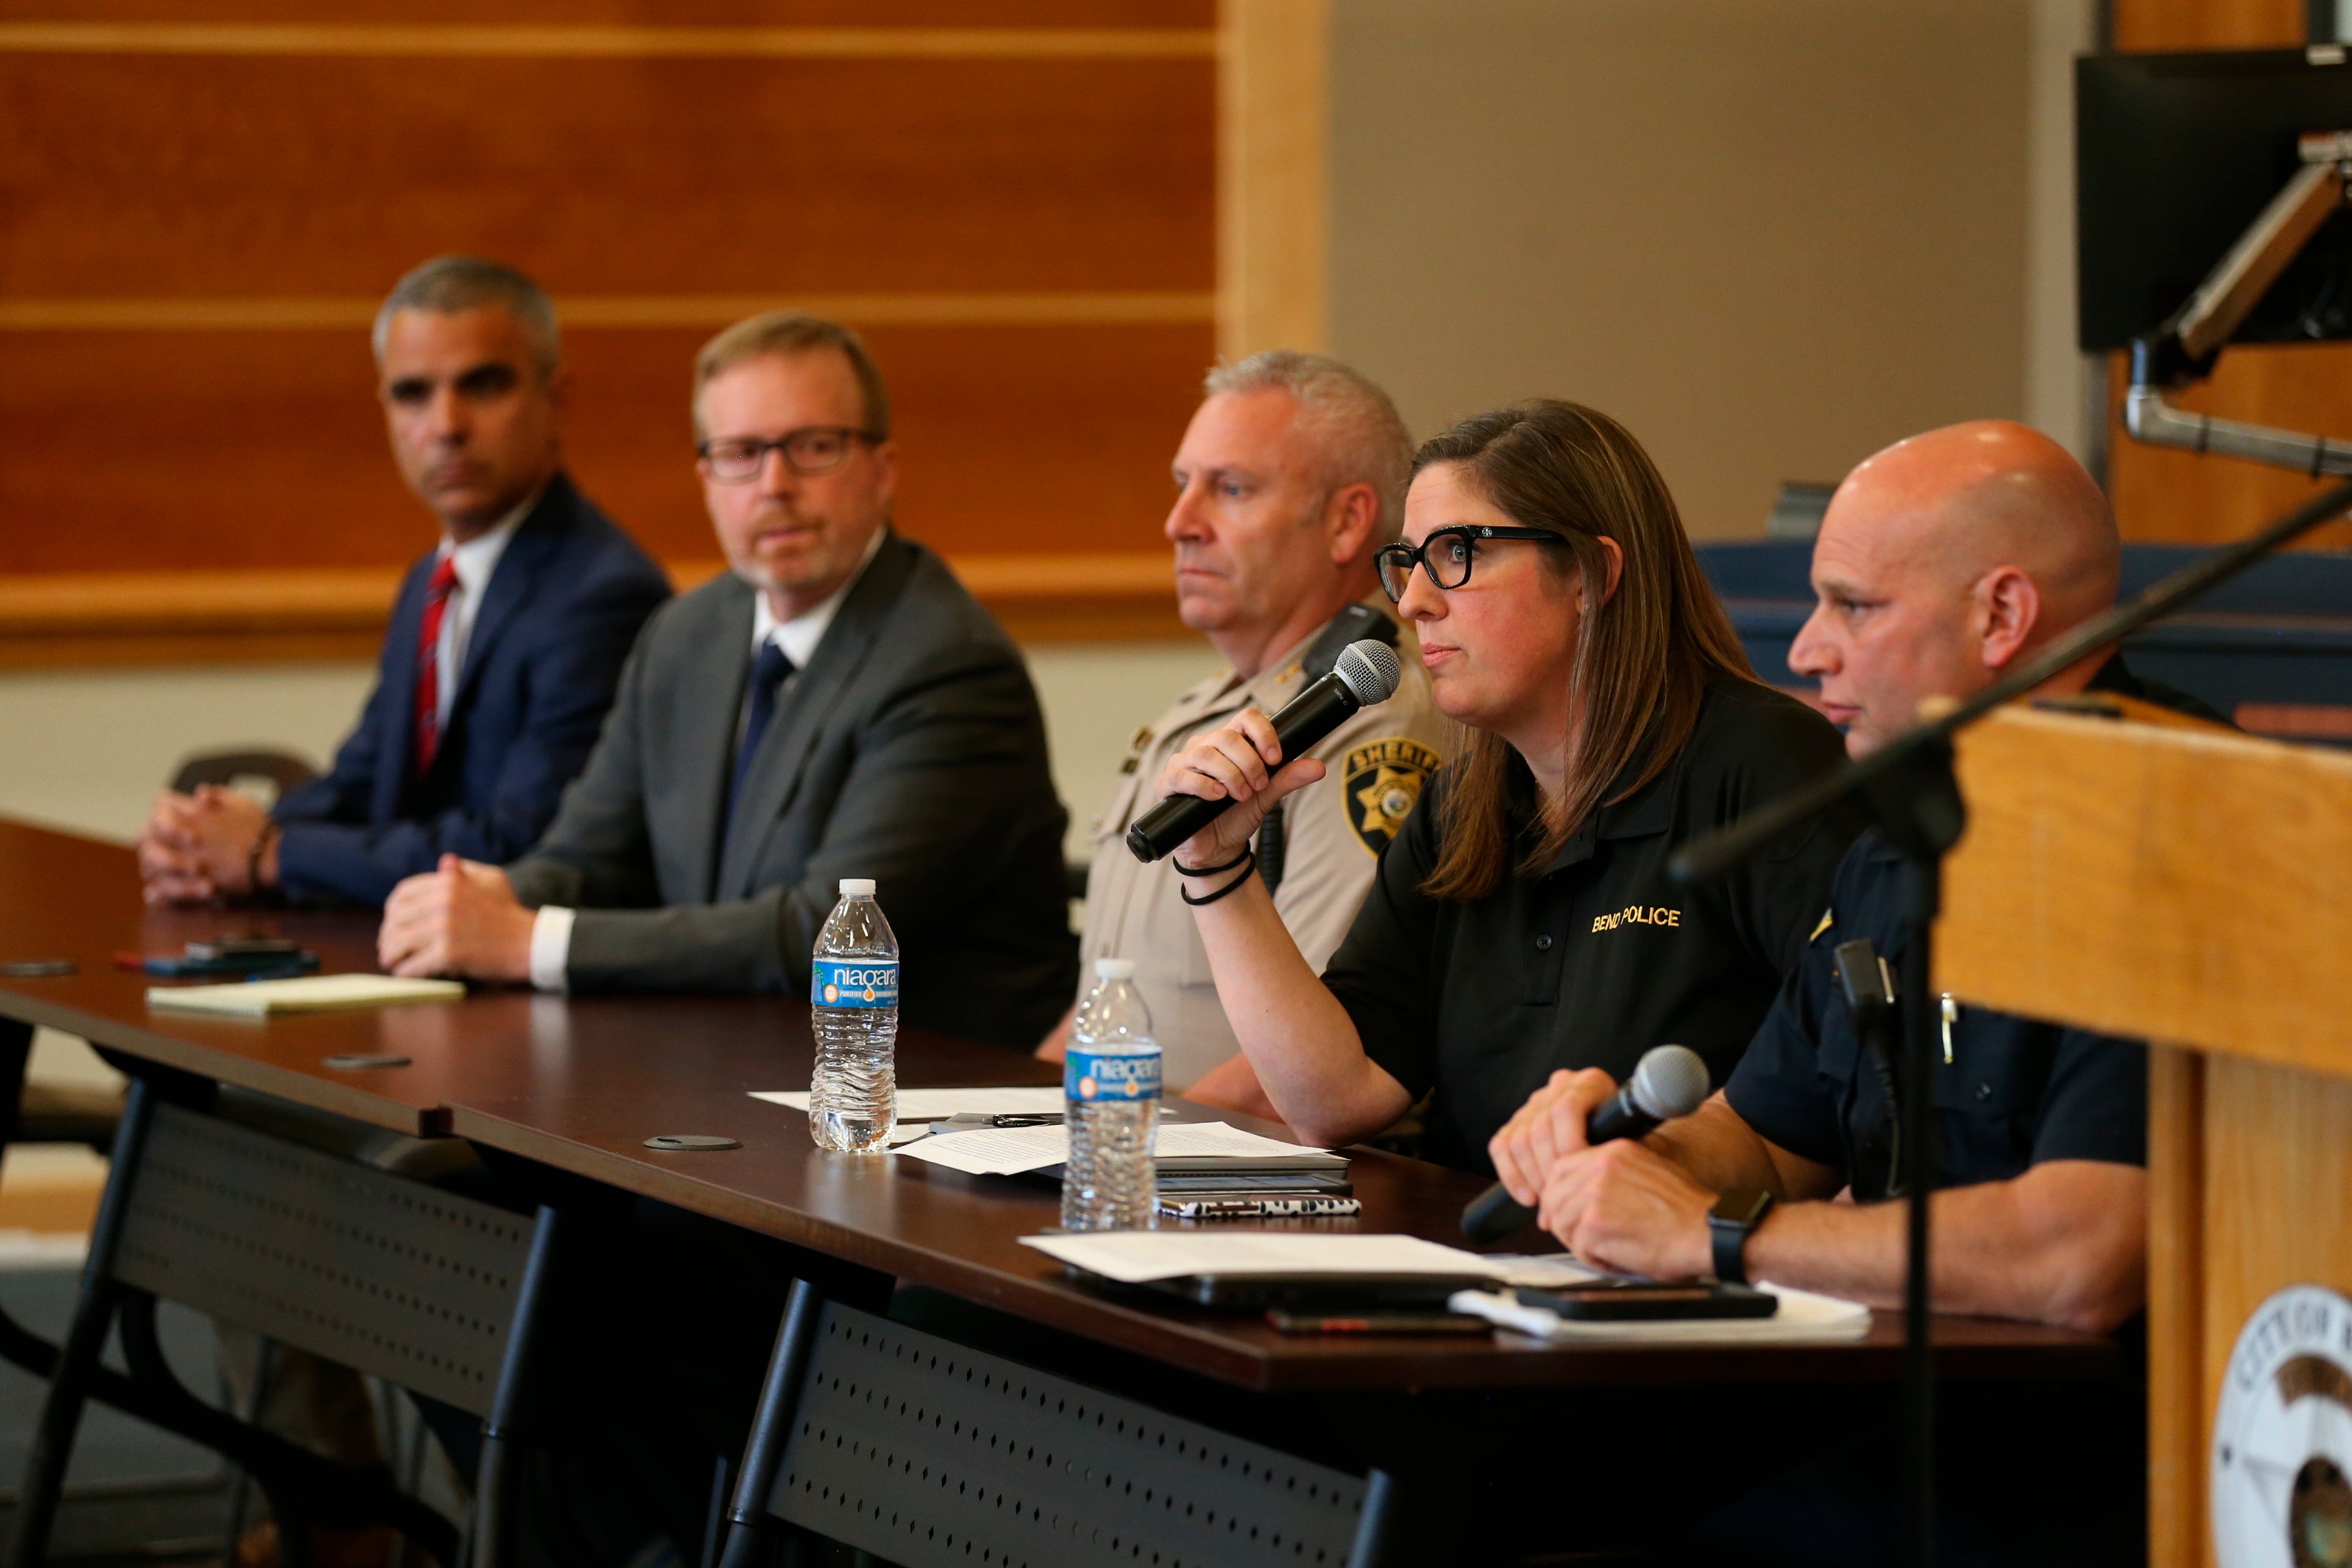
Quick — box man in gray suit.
[378,311,1076,1047]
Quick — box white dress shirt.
[527,529,887,993]
[431,495,533,732]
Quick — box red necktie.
[412,555,461,776]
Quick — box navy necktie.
[723,640,796,840]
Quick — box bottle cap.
[1094,958,1137,981]
[838,878,877,896]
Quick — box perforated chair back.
[112,1102,532,1418]
[766,1301,1382,1568]
[167,749,318,804]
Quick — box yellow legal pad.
[145,974,466,1017]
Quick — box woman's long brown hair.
[1418,401,1754,901]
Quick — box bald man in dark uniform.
[1492,421,2200,1568]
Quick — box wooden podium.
[1938,703,2352,1567]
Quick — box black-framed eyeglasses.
[697,426,880,483]
[1375,525,1571,603]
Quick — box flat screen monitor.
[2078,48,2352,352]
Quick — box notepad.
[1447,1284,1872,1343]
[145,974,466,1017]
[901,1120,1322,1177]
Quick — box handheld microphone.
[1126,639,1405,864]
[1458,1044,1711,1243]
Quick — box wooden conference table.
[0,818,2119,1558]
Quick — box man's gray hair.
[372,256,561,377]
[1204,350,1412,542]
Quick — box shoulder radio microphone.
[1126,638,1405,864]
[1458,1044,1712,1243]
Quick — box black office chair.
[0,1030,559,1568]
[713,1279,1396,1568]
[168,748,318,804]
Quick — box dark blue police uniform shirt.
[1722,655,2212,1196]
[1324,677,1863,1173]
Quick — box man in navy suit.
[137,256,670,908]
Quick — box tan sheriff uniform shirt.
[1078,605,1454,1088]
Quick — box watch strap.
[1708,1190,1773,1286]
[1710,1213,1750,1285]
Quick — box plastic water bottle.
[809,878,898,1153]
[1061,958,1160,1231]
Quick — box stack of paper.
[146,975,465,1017]
[1022,1230,1491,1283]
[1446,1284,1872,1343]
[750,1087,1067,1120]
[1023,1233,1874,1343]
[900,1120,1320,1177]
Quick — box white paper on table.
[896,1120,1326,1177]
[1446,1283,1872,1343]
[750,1087,1068,1120]
[1022,1230,1498,1285]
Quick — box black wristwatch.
[1708,1189,1774,1285]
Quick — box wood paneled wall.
[0,0,1335,660]
[2106,0,2352,546]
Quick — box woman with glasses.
[1156,400,1863,1172]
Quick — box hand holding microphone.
[1130,640,1404,866]
[1462,1044,1711,1243]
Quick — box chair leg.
[474,1205,560,1568]
[716,1279,824,1568]
[3,1075,156,1568]
[1346,1468,1399,1568]
[220,1336,280,1563]
[0,1018,31,1147]
[700,1455,731,1568]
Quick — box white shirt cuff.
[528,906,576,994]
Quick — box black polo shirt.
[1722,655,2199,1196]
[1321,678,1864,1173]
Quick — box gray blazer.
[507,534,1077,1048]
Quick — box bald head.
[1791,420,2121,755]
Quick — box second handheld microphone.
[1126,638,1404,864]
[1457,1044,1712,1244]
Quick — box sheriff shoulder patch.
[1343,737,1442,854]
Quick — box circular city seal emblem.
[2215,1285,2352,1568]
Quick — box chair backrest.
[766,1301,1384,1568]
[167,749,318,802]
[1696,540,2352,741]
[110,1103,534,1418]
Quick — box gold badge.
[1343,738,1441,854]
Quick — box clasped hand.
[377,854,535,981]
[1154,708,1326,870]
[1488,1067,1718,1281]
[137,785,272,904]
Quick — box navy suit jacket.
[272,472,671,906]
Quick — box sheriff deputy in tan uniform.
[1039,350,1452,1114]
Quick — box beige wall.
[3,3,2101,864]
[1329,0,2039,536]
[0,646,1224,864]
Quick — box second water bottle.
[810,877,898,1152]
[1061,958,1160,1230]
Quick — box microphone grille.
[1333,639,1403,704]
[1629,1044,1710,1122]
